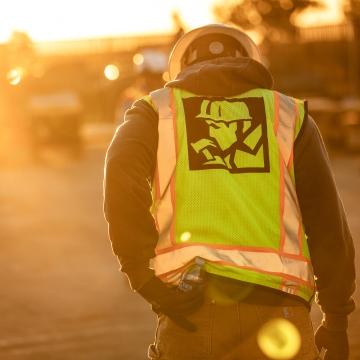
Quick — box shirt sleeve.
[294,115,356,316]
[103,99,159,290]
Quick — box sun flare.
[0,0,344,43]
[0,0,214,42]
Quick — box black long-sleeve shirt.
[104,57,355,316]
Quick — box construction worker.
[103,24,355,359]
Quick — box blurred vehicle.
[28,90,84,158]
[1,31,178,163]
[307,96,360,151]
[268,23,360,151]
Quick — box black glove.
[137,275,204,332]
[315,325,349,360]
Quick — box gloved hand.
[137,275,204,332]
[315,325,349,360]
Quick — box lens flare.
[257,318,301,359]
[180,231,191,242]
[104,64,120,81]
[7,67,24,86]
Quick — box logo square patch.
[183,96,270,173]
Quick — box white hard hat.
[168,23,263,80]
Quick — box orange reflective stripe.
[169,176,176,246]
[274,91,303,256]
[279,157,286,251]
[152,244,314,285]
[154,188,174,248]
[297,221,303,255]
[153,167,161,231]
[282,169,302,255]
[170,93,178,246]
[155,241,309,258]
[150,88,177,197]
[287,150,294,170]
[150,88,177,248]
[273,92,280,135]
[276,92,296,166]
[286,100,299,169]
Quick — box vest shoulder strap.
[150,88,176,198]
[274,91,305,167]
[150,88,172,118]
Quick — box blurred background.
[0,0,359,359]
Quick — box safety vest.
[147,87,315,302]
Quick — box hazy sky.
[0,0,344,43]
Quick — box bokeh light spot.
[133,53,144,66]
[180,231,191,242]
[257,318,301,359]
[7,67,24,86]
[104,64,120,81]
[280,0,294,10]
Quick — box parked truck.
[28,90,84,158]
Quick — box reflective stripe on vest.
[150,88,314,301]
[274,92,304,256]
[152,244,312,284]
[150,88,177,248]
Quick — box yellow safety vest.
[147,87,315,302]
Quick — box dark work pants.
[148,298,319,360]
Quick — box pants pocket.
[149,304,212,360]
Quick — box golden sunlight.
[0,0,344,43]
[295,0,344,27]
[0,0,214,42]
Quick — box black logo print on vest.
[183,96,270,173]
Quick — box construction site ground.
[0,135,359,359]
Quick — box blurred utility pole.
[347,0,360,95]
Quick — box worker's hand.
[137,275,204,332]
[315,325,349,360]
